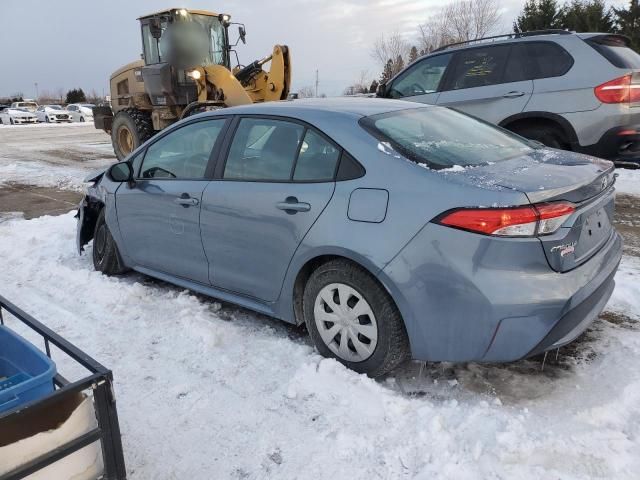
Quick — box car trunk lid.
[442,149,616,272]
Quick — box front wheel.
[303,260,410,377]
[80,116,85,122]
[92,209,127,275]
[110,109,154,160]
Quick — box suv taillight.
[594,74,640,104]
[436,202,575,237]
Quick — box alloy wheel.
[314,283,378,362]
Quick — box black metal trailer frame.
[0,295,126,480]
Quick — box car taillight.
[594,74,640,104]
[437,202,575,237]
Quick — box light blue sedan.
[77,98,622,376]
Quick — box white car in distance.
[66,103,95,122]
[10,101,38,113]
[0,107,38,125]
[36,105,73,123]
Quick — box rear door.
[115,118,228,284]
[436,44,533,124]
[201,116,339,302]
[385,52,453,105]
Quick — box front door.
[436,44,533,124]
[201,117,339,302]
[116,118,227,284]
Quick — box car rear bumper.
[380,222,623,363]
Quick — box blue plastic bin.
[0,325,56,414]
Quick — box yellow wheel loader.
[94,8,291,160]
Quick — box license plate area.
[575,208,611,263]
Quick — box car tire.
[80,116,85,122]
[45,116,50,123]
[92,209,127,275]
[9,118,13,125]
[303,259,410,377]
[512,124,567,150]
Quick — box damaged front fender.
[76,171,108,254]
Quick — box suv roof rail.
[431,29,572,53]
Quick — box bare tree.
[371,32,411,73]
[418,0,501,51]
[344,70,374,96]
[297,85,315,98]
[54,87,65,103]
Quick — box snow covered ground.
[0,125,639,478]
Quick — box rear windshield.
[586,35,640,69]
[360,107,533,170]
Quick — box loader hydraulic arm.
[190,44,291,108]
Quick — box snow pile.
[616,168,640,196]
[0,212,639,479]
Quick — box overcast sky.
[0,0,617,98]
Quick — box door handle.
[503,91,526,98]
[276,196,311,214]
[174,194,199,207]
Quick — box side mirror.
[108,162,133,183]
[238,26,246,44]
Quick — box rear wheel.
[92,209,127,275]
[511,123,568,150]
[303,259,409,377]
[111,109,154,160]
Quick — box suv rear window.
[360,107,533,170]
[586,35,640,68]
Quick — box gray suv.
[378,30,640,167]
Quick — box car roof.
[205,97,426,120]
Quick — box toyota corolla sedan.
[76,98,622,377]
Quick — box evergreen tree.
[65,88,87,104]
[380,59,394,84]
[514,0,563,32]
[369,79,379,94]
[561,0,614,32]
[614,0,640,52]
[408,46,419,64]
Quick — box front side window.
[361,107,533,170]
[448,45,510,90]
[140,119,225,179]
[389,54,452,98]
[224,118,304,181]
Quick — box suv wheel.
[303,259,409,377]
[513,124,567,150]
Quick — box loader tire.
[111,109,154,161]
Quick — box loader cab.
[139,9,231,69]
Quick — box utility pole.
[315,70,319,98]
[34,82,39,100]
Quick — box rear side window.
[525,42,573,79]
[448,46,510,90]
[293,130,340,181]
[586,35,640,68]
[224,118,304,181]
